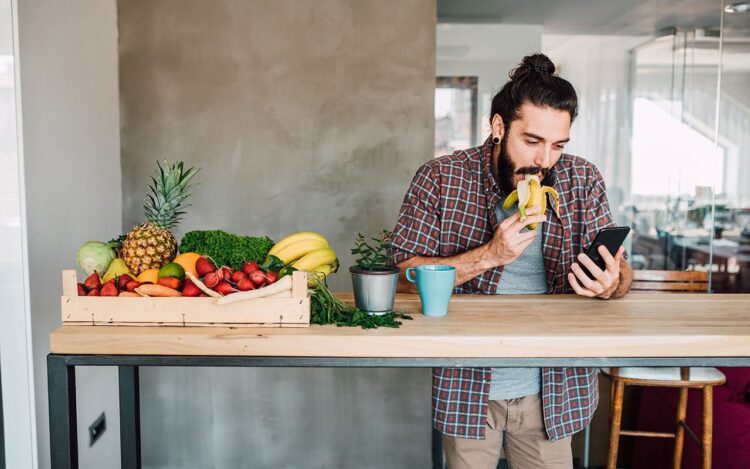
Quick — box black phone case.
[579,227,630,279]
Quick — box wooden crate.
[61,270,310,327]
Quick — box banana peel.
[502,175,560,229]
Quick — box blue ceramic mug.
[405,265,456,317]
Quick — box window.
[435,76,478,158]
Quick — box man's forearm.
[396,245,495,293]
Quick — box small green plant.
[351,230,395,271]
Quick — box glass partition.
[716,3,750,292]
[628,28,723,281]
[628,10,750,292]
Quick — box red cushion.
[718,367,750,399]
[633,378,750,469]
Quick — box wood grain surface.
[49,293,750,357]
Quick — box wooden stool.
[604,270,723,469]
[603,366,726,469]
[602,270,726,469]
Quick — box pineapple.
[121,161,199,275]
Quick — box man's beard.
[495,133,551,196]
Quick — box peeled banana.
[502,175,560,230]
[269,232,328,257]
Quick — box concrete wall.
[118,0,436,467]
[17,1,122,467]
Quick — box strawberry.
[101,282,118,296]
[84,272,101,290]
[203,271,220,288]
[195,257,215,277]
[250,270,267,288]
[214,280,236,296]
[231,271,247,283]
[87,288,100,296]
[237,278,255,291]
[242,261,260,275]
[157,276,181,290]
[77,283,87,296]
[181,279,202,297]
[117,274,134,290]
[264,271,278,285]
[126,280,141,292]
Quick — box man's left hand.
[568,245,625,299]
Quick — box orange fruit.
[136,268,159,284]
[173,252,201,279]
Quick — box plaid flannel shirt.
[391,137,615,441]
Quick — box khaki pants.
[442,394,572,469]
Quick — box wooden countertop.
[49,293,750,358]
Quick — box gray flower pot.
[350,266,401,315]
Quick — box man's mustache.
[515,166,549,176]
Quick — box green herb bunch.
[308,275,411,329]
[351,230,395,271]
[179,230,274,270]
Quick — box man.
[391,54,633,469]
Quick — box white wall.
[16,0,122,467]
[0,0,36,467]
[437,24,543,145]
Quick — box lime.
[158,262,185,280]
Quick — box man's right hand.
[483,205,547,267]
[396,206,547,293]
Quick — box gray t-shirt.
[489,202,547,400]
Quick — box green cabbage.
[76,241,118,275]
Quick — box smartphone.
[578,226,630,279]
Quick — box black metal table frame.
[47,354,750,469]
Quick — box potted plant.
[349,230,400,314]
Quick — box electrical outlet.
[88,412,106,447]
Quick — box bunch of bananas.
[502,174,560,229]
[268,232,338,278]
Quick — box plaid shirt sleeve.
[581,164,616,250]
[391,162,442,265]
